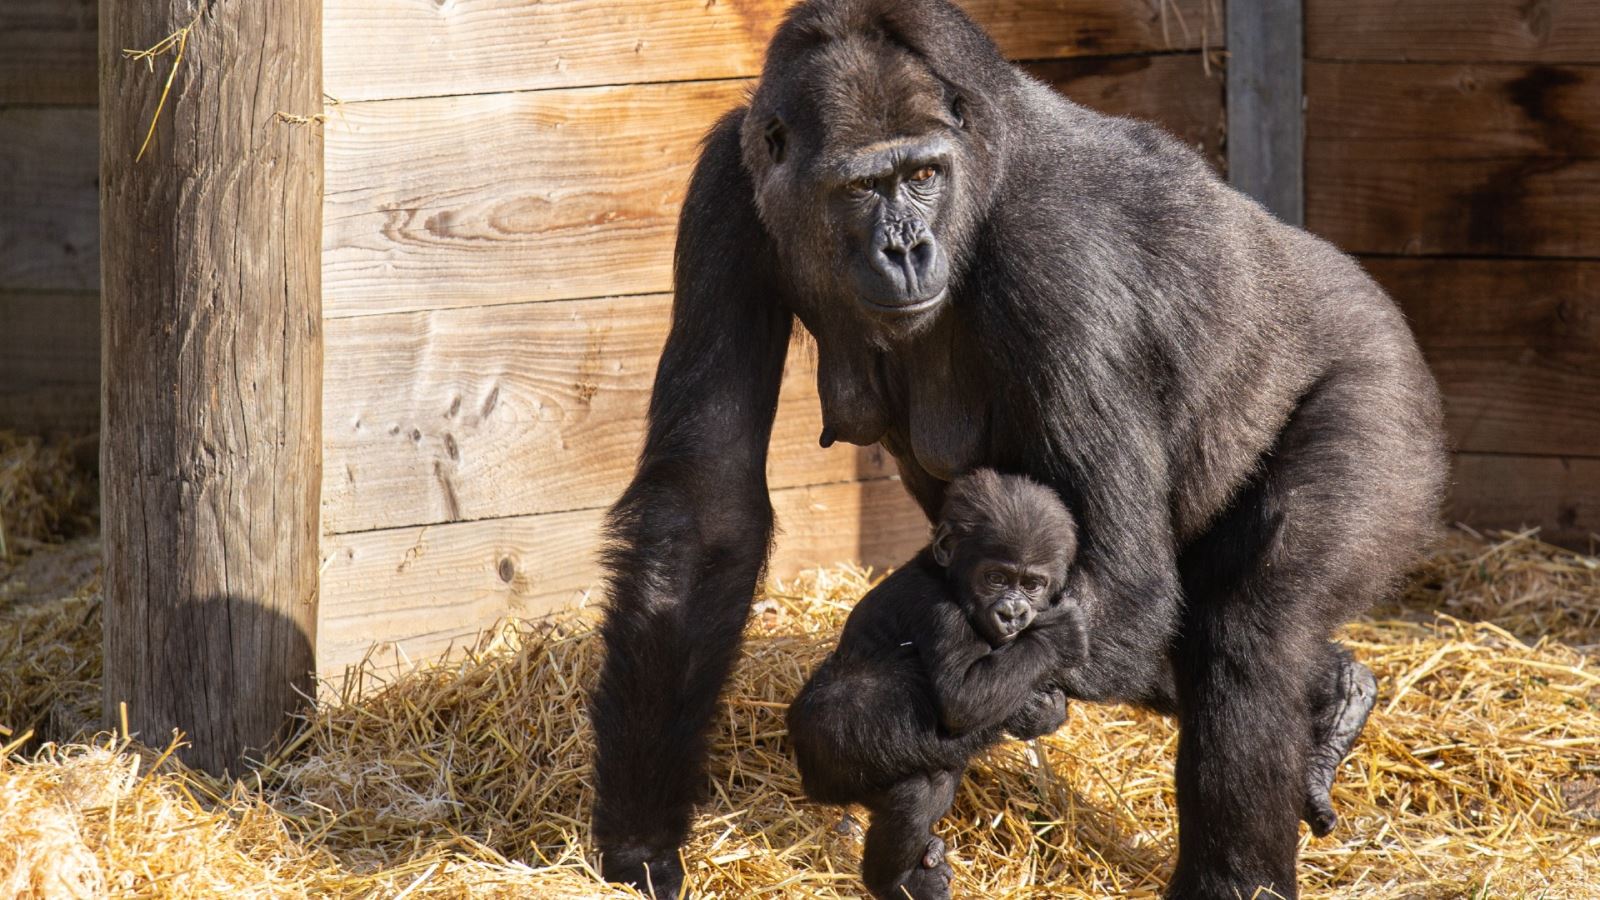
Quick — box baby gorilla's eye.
[910,166,938,183]
[1022,577,1046,593]
[985,571,1006,587]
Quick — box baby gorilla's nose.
[992,596,1034,638]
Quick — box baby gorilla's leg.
[861,770,961,900]
[1304,642,1378,836]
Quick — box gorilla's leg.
[861,770,960,900]
[1169,363,1443,900]
[1303,642,1378,837]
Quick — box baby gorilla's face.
[964,557,1057,645]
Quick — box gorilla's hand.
[1003,685,1068,739]
[1034,601,1090,670]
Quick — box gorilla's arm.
[589,111,792,891]
[921,603,1085,735]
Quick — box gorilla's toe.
[902,853,954,900]
[1304,791,1338,838]
[921,835,947,869]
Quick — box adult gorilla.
[589,1,1447,897]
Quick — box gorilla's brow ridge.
[830,135,953,181]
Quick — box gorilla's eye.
[985,571,1007,587]
[847,177,877,195]
[910,166,938,183]
[1022,577,1045,593]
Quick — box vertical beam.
[1227,0,1304,226]
[100,0,323,774]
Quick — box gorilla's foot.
[1304,658,1379,837]
[599,843,685,900]
[899,841,954,900]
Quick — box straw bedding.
[1,436,1596,897]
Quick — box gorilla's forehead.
[803,35,952,155]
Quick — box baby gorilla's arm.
[921,603,1084,735]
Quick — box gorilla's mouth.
[857,287,948,317]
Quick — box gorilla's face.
[962,556,1056,645]
[830,136,954,314]
[741,34,991,333]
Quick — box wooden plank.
[0,107,98,292]
[323,80,745,318]
[1307,0,1600,64]
[1450,454,1600,551]
[322,295,894,533]
[1427,348,1600,457]
[326,62,1227,319]
[1227,0,1303,225]
[0,291,98,434]
[1305,61,1600,257]
[324,0,1218,103]
[318,477,928,676]
[1024,52,1224,169]
[1364,258,1600,457]
[1366,257,1600,353]
[0,0,96,105]
[101,0,322,775]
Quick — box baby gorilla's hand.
[1003,685,1068,739]
[1032,600,1089,669]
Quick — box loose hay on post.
[1,532,1598,897]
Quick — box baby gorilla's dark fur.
[788,469,1086,900]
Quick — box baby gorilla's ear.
[931,522,957,567]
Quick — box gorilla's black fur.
[788,469,1085,899]
[589,2,1448,897]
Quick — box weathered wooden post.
[100,0,322,774]
[1228,0,1304,226]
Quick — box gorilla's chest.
[810,317,993,484]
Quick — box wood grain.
[0,0,96,105]
[0,107,98,292]
[322,295,894,533]
[1307,0,1600,64]
[1450,454,1600,550]
[318,476,927,676]
[1428,349,1600,457]
[326,63,1226,318]
[323,80,745,318]
[1367,257,1600,354]
[100,0,322,775]
[1306,61,1600,257]
[324,0,1218,102]
[1024,52,1224,169]
[1364,258,1600,457]
[0,291,99,435]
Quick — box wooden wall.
[316,0,1225,675]
[1305,0,1600,549]
[0,0,99,435]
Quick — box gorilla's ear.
[931,521,956,567]
[763,117,787,164]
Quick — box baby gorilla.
[788,469,1086,900]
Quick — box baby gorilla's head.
[931,469,1078,645]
